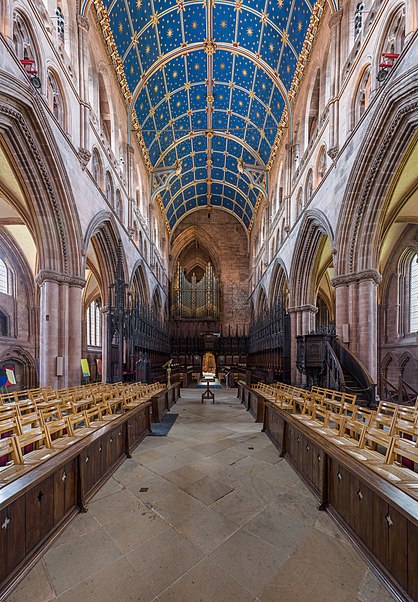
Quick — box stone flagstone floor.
[7,389,394,602]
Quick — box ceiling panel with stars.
[94,0,326,233]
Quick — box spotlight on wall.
[120,157,125,165]
[377,52,400,82]
[30,75,41,89]
[376,67,388,82]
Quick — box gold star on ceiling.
[260,11,269,23]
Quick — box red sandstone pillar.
[332,270,381,382]
[38,278,60,388]
[68,284,83,386]
[37,272,85,388]
[357,276,379,381]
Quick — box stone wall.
[171,210,250,332]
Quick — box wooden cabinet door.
[53,459,77,526]
[0,495,26,581]
[25,475,54,554]
[328,460,352,525]
[386,506,407,592]
[408,520,418,601]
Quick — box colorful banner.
[0,366,16,387]
[81,358,90,377]
[96,358,102,376]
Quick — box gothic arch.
[289,210,334,307]
[130,261,150,305]
[83,213,127,302]
[255,286,269,318]
[335,70,418,277]
[0,94,83,278]
[170,225,223,278]
[0,345,37,389]
[268,259,289,305]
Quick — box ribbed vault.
[92,0,328,232]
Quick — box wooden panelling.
[151,384,180,423]
[242,389,418,602]
[0,496,26,582]
[0,401,151,600]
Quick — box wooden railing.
[380,375,418,406]
[334,340,376,406]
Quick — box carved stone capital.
[331,269,382,287]
[327,146,339,160]
[36,270,86,288]
[288,304,318,314]
[78,147,91,170]
[76,14,90,31]
[329,9,343,29]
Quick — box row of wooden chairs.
[254,381,418,501]
[0,381,164,489]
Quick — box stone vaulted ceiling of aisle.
[94,0,326,233]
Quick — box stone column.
[358,274,380,381]
[68,283,84,386]
[289,310,299,385]
[334,281,348,341]
[126,144,135,236]
[38,278,60,388]
[76,14,91,165]
[0,0,13,40]
[405,0,418,41]
[37,271,85,388]
[332,269,381,381]
[101,306,110,383]
[327,10,343,160]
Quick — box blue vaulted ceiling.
[95,0,324,232]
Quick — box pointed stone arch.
[335,71,418,278]
[130,261,150,306]
[84,212,127,302]
[0,95,83,278]
[290,210,334,308]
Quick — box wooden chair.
[44,417,79,450]
[344,426,396,464]
[17,429,59,465]
[0,436,30,486]
[326,416,367,449]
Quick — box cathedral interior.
[0,0,417,600]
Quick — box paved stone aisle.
[8,390,394,602]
